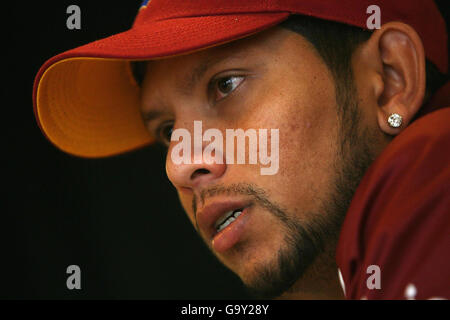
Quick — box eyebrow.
[176,58,220,95]
[176,53,243,94]
[142,51,248,123]
[141,109,166,123]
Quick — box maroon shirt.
[336,106,450,300]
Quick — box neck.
[276,246,345,300]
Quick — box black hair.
[131,60,147,87]
[279,15,448,105]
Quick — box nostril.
[190,168,210,180]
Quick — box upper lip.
[197,199,252,240]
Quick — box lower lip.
[212,206,250,253]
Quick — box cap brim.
[33,12,289,158]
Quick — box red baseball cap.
[32,0,448,158]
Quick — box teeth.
[217,217,235,231]
[215,211,234,229]
[216,209,243,232]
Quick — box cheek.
[282,80,339,169]
[242,65,340,212]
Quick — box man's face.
[139,26,378,298]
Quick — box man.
[33,0,449,299]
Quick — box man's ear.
[360,22,426,135]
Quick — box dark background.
[3,1,449,299]
[3,1,249,299]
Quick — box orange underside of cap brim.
[33,12,290,158]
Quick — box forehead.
[138,26,327,125]
[139,27,300,111]
[143,26,293,80]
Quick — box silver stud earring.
[388,113,402,128]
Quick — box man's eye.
[157,122,174,145]
[213,76,244,101]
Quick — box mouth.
[214,208,244,232]
[197,200,252,251]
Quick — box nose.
[166,141,227,192]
